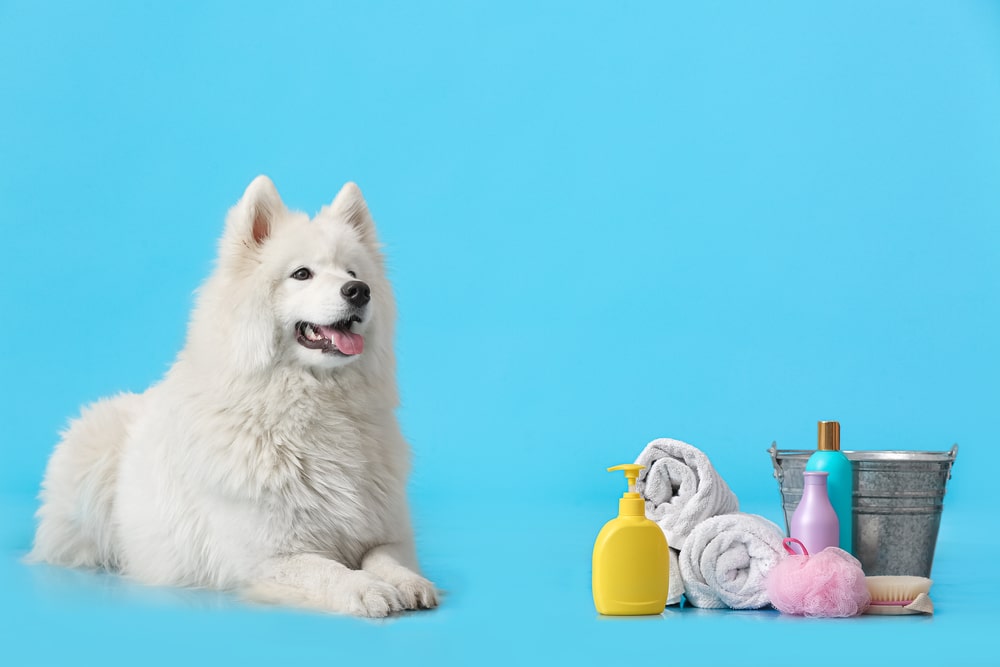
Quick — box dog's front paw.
[394,574,439,610]
[338,571,404,618]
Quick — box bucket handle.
[947,444,959,480]
[768,442,783,483]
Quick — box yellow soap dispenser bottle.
[592,464,669,615]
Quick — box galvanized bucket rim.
[768,443,958,463]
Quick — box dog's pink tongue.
[325,327,364,355]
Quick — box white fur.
[29,176,438,617]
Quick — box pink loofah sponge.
[766,538,871,618]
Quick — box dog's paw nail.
[396,576,439,610]
[350,580,403,618]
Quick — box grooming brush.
[864,576,934,615]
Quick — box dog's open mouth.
[296,318,364,356]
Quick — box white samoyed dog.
[29,176,438,617]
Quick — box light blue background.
[2,1,998,665]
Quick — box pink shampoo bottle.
[790,471,839,555]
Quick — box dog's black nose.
[341,280,371,307]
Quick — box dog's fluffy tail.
[28,393,142,569]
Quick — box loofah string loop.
[782,537,808,556]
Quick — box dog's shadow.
[23,555,446,622]
[23,557,239,612]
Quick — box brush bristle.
[865,576,932,603]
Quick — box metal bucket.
[767,443,958,577]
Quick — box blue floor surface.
[2,494,995,666]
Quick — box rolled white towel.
[635,438,739,551]
[678,512,785,610]
[667,548,684,606]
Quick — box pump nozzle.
[607,464,646,516]
[608,464,644,494]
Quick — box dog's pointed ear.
[227,175,285,247]
[326,182,375,240]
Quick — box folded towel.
[634,438,739,551]
[678,512,786,609]
[667,548,684,606]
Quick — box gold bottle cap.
[818,421,841,451]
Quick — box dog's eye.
[290,268,313,281]
[347,270,357,278]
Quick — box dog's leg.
[30,393,142,569]
[246,553,405,618]
[361,544,439,610]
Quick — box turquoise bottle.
[805,421,853,554]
